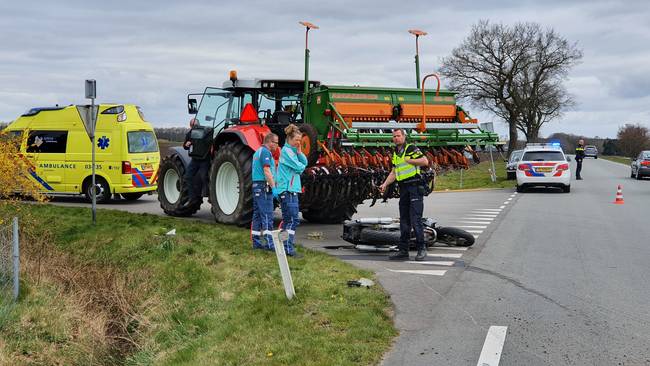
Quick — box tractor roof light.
[229,70,238,86]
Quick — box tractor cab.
[187,75,319,145]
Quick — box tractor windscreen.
[195,88,233,129]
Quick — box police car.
[516,143,571,193]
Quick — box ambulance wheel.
[209,141,253,226]
[83,177,111,204]
[122,192,144,201]
[157,154,201,217]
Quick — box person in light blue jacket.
[276,124,307,256]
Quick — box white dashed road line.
[456,225,488,229]
[476,326,508,366]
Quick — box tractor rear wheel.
[157,154,201,217]
[209,141,254,226]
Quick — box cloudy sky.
[1,0,649,139]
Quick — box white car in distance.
[516,144,571,193]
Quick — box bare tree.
[617,124,650,158]
[440,21,582,152]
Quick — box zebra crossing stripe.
[388,269,447,276]
[404,261,455,266]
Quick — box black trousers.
[576,158,583,178]
[398,183,425,252]
[184,159,210,199]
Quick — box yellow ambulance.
[6,104,160,202]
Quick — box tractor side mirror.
[188,98,198,115]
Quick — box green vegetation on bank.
[601,155,631,165]
[0,204,395,365]
[434,159,515,191]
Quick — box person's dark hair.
[264,132,278,144]
[393,128,405,136]
[284,124,302,139]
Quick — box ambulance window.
[127,131,158,153]
[26,131,68,153]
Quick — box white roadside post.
[12,217,19,301]
[270,230,295,300]
[77,80,99,225]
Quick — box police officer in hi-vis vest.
[575,139,585,180]
[379,129,431,261]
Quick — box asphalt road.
[49,157,650,365]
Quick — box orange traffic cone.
[613,185,624,204]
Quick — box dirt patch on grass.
[7,224,157,364]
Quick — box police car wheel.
[84,177,111,204]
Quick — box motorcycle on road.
[341,217,475,252]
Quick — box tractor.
[157,23,502,226]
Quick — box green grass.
[434,160,515,191]
[601,155,631,165]
[0,205,395,365]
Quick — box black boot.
[415,247,427,261]
[389,250,409,260]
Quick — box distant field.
[601,155,631,165]
[157,138,182,159]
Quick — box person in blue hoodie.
[276,124,307,257]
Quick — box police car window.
[522,151,564,161]
[127,131,158,153]
[26,131,67,153]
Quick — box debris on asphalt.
[307,231,324,240]
[347,278,374,288]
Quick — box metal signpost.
[12,217,19,300]
[76,80,99,224]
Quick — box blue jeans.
[252,182,274,250]
[279,192,300,256]
[398,183,425,251]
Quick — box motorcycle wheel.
[436,227,475,247]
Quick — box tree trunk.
[507,118,518,156]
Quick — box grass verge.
[600,155,631,165]
[434,159,515,191]
[0,204,395,365]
